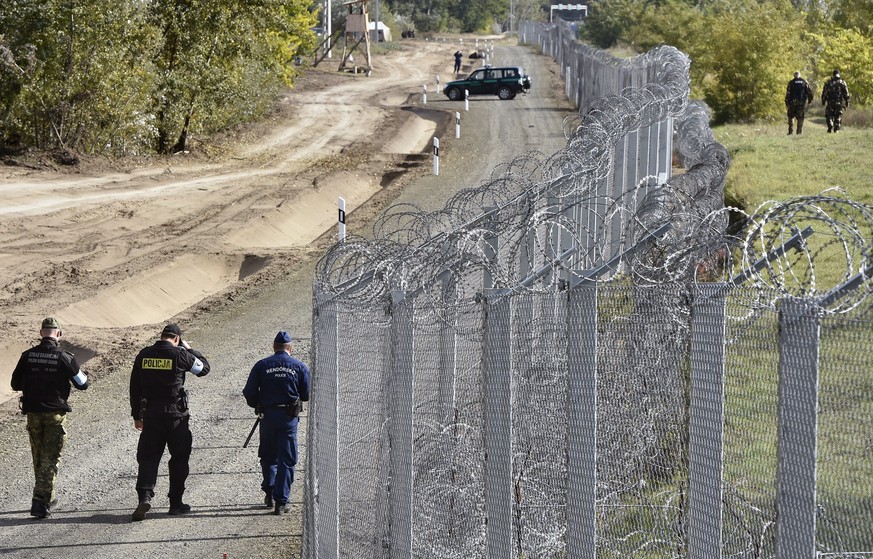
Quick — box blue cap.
[274,331,292,344]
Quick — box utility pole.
[326,0,332,58]
[510,0,514,32]
[374,0,380,43]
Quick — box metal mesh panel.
[411,299,487,559]
[336,303,391,558]
[511,293,569,557]
[595,284,690,558]
[817,301,873,559]
[722,287,781,559]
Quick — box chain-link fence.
[302,21,873,559]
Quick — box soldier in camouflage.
[822,69,850,132]
[785,71,814,135]
[10,317,89,519]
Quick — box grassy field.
[712,107,873,293]
[712,106,873,211]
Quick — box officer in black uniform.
[129,323,210,521]
[785,71,813,135]
[11,317,89,519]
[243,331,310,515]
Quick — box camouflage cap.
[41,317,61,330]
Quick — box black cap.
[161,323,182,337]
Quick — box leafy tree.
[623,0,705,52]
[0,0,157,153]
[691,1,804,122]
[830,0,873,36]
[148,0,317,153]
[579,0,640,48]
[809,26,873,105]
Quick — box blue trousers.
[258,409,299,505]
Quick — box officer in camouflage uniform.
[10,317,89,519]
[129,323,210,521]
[822,69,850,132]
[785,71,813,135]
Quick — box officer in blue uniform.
[243,331,310,515]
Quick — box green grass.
[712,108,873,211]
[712,110,873,293]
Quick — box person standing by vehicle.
[243,331,310,515]
[10,317,89,519]
[453,50,463,74]
[822,69,850,132]
[129,323,210,521]
[785,71,813,135]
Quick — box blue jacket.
[243,351,310,409]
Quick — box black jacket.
[11,338,89,413]
[129,340,210,420]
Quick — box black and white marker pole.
[465,89,469,112]
[455,112,461,139]
[435,74,440,93]
[433,137,439,176]
[422,84,427,104]
[337,196,346,242]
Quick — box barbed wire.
[308,22,873,559]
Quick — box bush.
[840,105,873,128]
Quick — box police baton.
[243,416,260,448]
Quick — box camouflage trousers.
[825,101,846,131]
[26,412,67,504]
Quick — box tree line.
[580,0,872,123]
[0,0,317,155]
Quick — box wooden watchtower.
[337,0,372,73]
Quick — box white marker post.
[435,74,440,94]
[433,137,440,176]
[455,112,461,139]
[465,89,469,111]
[337,197,346,242]
[422,84,427,104]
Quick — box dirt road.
[0,38,576,558]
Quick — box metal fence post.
[387,290,415,558]
[483,289,514,559]
[657,117,673,184]
[688,284,727,559]
[775,298,821,559]
[438,276,458,422]
[305,292,340,559]
[566,284,598,558]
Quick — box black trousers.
[136,415,192,502]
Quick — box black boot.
[273,501,290,515]
[168,501,191,515]
[132,496,151,522]
[30,499,50,519]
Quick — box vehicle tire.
[497,87,513,100]
[446,87,462,101]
